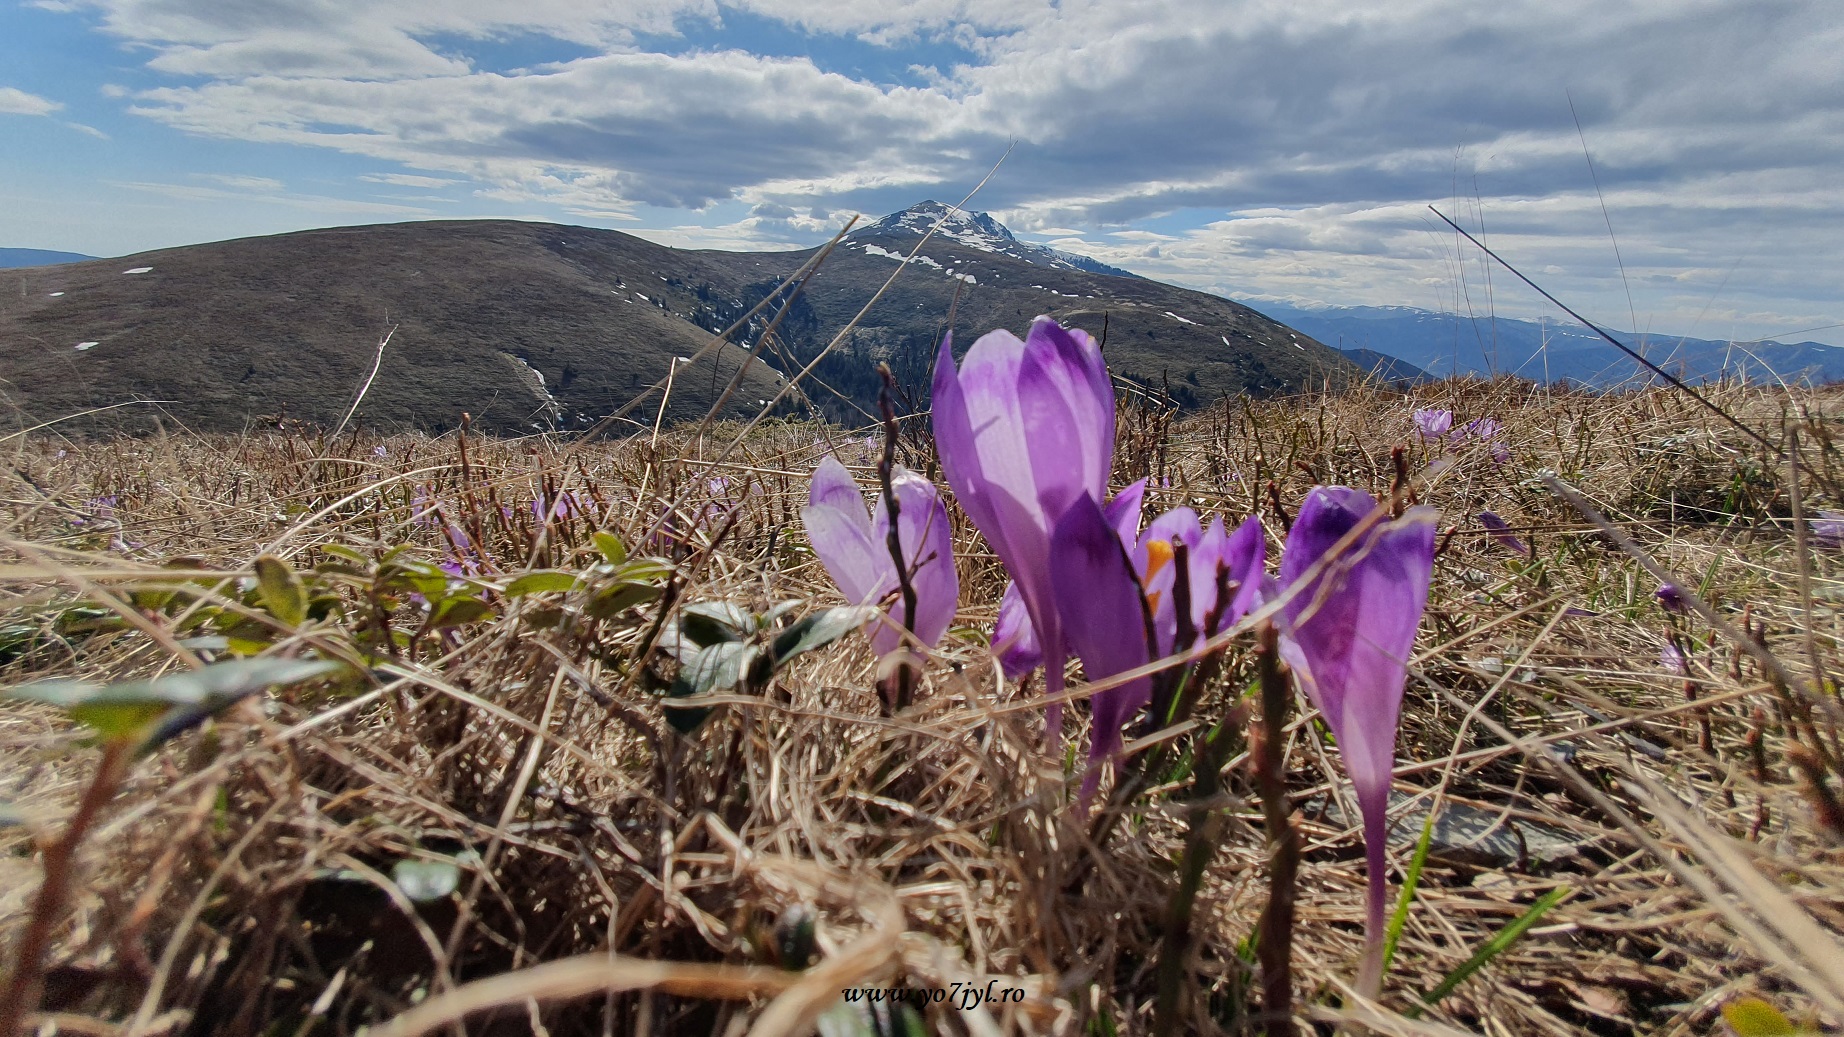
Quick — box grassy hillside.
[0,216,1355,437]
[3,375,1841,1035]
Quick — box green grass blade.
[1381,806,1438,974]
[1407,885,1571,1018]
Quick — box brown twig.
[0,740,132,1036]
[1250,622,1299,1037]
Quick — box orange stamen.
[1144,539,1174,612]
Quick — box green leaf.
[1382,807,1438,973]
[771,606,876,668]
[586,580,661,619]
[254,554,308,627]
[319,544,372,566]
[7,658,343,743]
[505,570,581,597]
[665,642,759,733]
[1721,998,1798,1037]
[610,558,674,584]
[680,602,753,646]
[429,597,495,628]
[392,858,463,902]
[593,530,628,565]
[129,587,178,612]
[1410,885,1571,1016]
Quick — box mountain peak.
[866,200,1018,247]
[858,200,1141,280]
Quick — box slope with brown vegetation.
[2,374,1841,1036]
[0,212,1353,438]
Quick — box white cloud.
[360,172,464,187]
[112,179,438,216]
[0,86,62,116]
[199,173,286,191]
[30,0,1844,339]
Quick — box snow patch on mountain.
[858,242,977,283]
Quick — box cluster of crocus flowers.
[800,456,958,671]
[795,315,1443,996]
[1271,487,1437,999]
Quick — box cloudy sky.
[3,0,1840,345]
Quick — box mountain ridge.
[0,206,1353,435]
[1257,301,1844,385]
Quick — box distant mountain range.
[0,204,1351,435]
[1256,302,1844,386]
[0,248,97,268]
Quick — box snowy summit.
[855,201,1140,280]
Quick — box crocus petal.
[1412,408,1453,439]
[1816,510,1844,548]
[801,458,893,608]
[1276,487,1437,806]
[1106,477,1149,546]
[993,581,1043,680]
[1017,318,1114,523]
[1477,511,1531,556]
[1132,507,1202,656]
[1214,515,1267,633]
[1050,494,1151,802]
[807,455,867,517]
[869,465,959,653]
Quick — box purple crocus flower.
[801,456,958,662]
[1130,507,1265,656]
[1273,486,1437,998]
[933,317,1115,736]
[1655,582,1688,614]
[1477,511,1531,557]
[411,486,442,529]
[1412,407,1453,439]
[1661,644,1688,674]
[1049,496,1267,802]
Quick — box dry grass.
[3,374,1843,1036]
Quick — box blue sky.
[3,0,1842,346]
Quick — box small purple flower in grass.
[1655,582,1688,614]
[1477,511,1530,557]
[70,495,119,527]
[1412,407,1453,439]
[933,317,1116,737]
[802,456,958,663]
[1813,510,1844,549]
[411,486,442,529]
[1465,417,1502,439]
[1273,486,1437,999]
[1661,644,1687,674]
